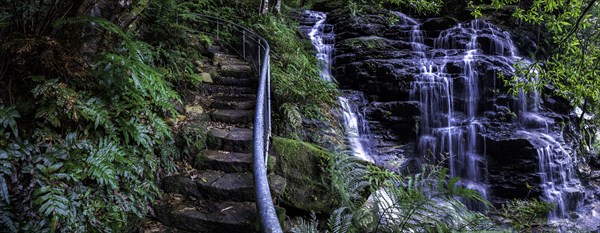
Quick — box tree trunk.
[274,0,281,14]
[259,0,269,14]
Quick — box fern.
[292,212,320,233]
[326,208,352,233]
[328,153,371,209]
[0,106,19,137]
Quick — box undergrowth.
[0,0,206,231]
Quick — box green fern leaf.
[0,106,20,137]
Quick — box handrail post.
[243,31,246,59]
[258,43,262,72]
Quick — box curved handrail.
[194,14,281,233]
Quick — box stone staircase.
[149,45,286,233]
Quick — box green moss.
[272,137,339,213]
[194,150,209,169]
[181,123,208,156]
[342,36,391,50]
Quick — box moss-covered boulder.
[271,137,339,213]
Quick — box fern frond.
[0,205,17,233]
[0,176,9,205]
[327,208,352,233]
[0,106,20,137]
[292,212,319,233]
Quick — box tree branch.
[558,0,598,46]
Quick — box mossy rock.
[180,123,208,156]
[271,137,339,213]
[341,36,391,50]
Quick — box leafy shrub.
[250,14,339,136]
[293,152,501,232]
[496,199,554,232]
[0,1,180,231]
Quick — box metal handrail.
[194,14,280,233]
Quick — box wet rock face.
[485,136,543,202]
[327,8,583,207]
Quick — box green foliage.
[469,0,600,154]
[0,1,183,231]
[140,0,212,84]
[246,14,339,136]
[495,199,554,232]
[294,151,500,233]
[315,0,443,15]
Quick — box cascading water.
[517,73,584,219]
[398,13,583,215]
[301,9,587,220]
[305,11,334,82]
[301,10,374,163]
[401,14,490,209]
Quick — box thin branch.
[558,0,598,47]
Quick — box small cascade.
[403,14,491,209]
[304,11,335,82]
[339,92,375,163]
[301,10,374,162]
[517,75,584,219]
[536,134,584,218]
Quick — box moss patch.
[272,137,339,213]
[340,36,392,50]
[180,123,208,156]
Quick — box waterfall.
[301,10,374,163]
[400,13,583,215]
[301,9,585,219]
[404,14,490,209]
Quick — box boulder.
[271,137,339,213]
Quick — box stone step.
[213,76,257,87]
[142,220,192,233]
[219,64,253,78]
[212,93,257,102]
[210,99,255,110]
[208,45,228,54]
[161,171,286,202]
[207,127,253,153]
[210,109,254,124]
[153,194,259,233]
[203,85,255,95]
[195,150,275,173]
[195,150,253,173]
[197,170,286,202]
[218,57,249,66]
[213,53,239,60]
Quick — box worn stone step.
[143,220,192,233]
[195,150,276,173]
[154,194,259,233]
[218,58,249,66]
[212,52,238,60]
[220,64,253,78]
[210,99,255,110]
[207,128,253,153]
[197,170,286,202]
[208,45,228,54]
[210,109,254,124]
[203,85,255,95]
[195,150,253,173]
[161,171,286,202]
[213,76,257,87]
[212,93,256,102]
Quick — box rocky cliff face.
[321,7,599,218]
